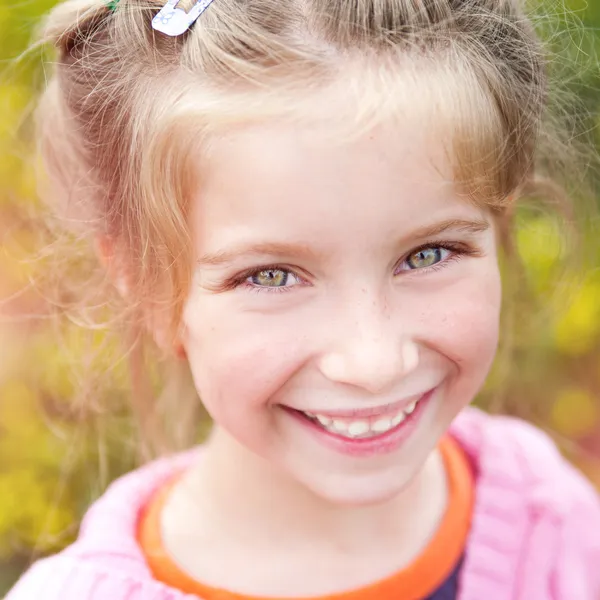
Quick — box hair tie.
[106,1,216,36]
[152,0,215,36]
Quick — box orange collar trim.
[138,435,474,600]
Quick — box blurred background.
[0,0,600,596]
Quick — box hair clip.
[106,0,120,12]
[152,0,216,36]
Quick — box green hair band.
[105,1,216,34]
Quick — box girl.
[7,0,600,598]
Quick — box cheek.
[182,296,305,424]
[413,266,502,369]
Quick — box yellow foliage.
[0,227,38,291]
[0,7,9,36]
[552,276,600,356]
[0,380,65,468]
[515,214,563,293]
[515,215,600,356]
[551,388,599,438]
[0,84,30,201]
[30,324,129,405]
[17,159,40,205]
[0,85,29,139]
[0,381,77,557]
[30,337,76,402]
[0,469,74,558]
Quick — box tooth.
[348,421,370,437]
[391,412,406,427]
[404,401,417,415]
[316,415,332,426]
[332,420,348,432]
[371,418,392,433]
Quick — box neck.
[177,426,448,559]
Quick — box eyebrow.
[196,217,490,268]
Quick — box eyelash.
[225,241,477,295]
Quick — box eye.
[407,247,448,269]
[234,266,303,293]
[398,245,455,272]
[249,268,295,288]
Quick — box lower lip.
[284,389,435,458]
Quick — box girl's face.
[182,120,501,505]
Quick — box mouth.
[298,397,421,440]
[283,388,435,455]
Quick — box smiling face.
[182,119,502,505]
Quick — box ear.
[95,234,130,297]
[494,193,518,257]
[95,234,188,359]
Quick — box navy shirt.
[426,558,462,600]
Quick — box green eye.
[251,269,289,287]
[406,247,444,269]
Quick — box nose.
[317,296,419,395]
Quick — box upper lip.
[292,389,433,420]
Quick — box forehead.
[192,119,485,250]
[176,55,508,232]
[206,116,444,179]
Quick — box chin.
[301,471,417,507]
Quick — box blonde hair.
[34,0,589,454]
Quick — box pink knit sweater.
[7,407,600,600]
